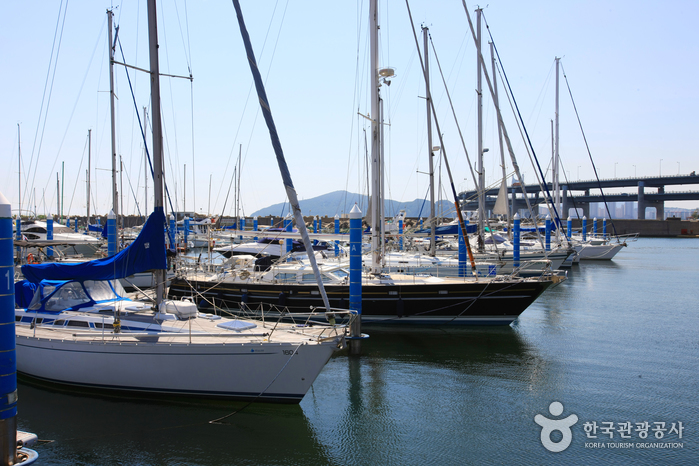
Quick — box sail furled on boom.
[231,0,331,311]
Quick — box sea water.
[16,238,698,465]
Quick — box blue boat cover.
[14,280,37,309]
[21,207,167,284]
[414,223,478,235]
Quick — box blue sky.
[2,0,698,218]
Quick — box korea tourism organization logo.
[534,401,686,452]
[534,402,578,452]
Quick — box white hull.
[430,250,569,276]
[576,242,625,260]
[16,327,340,402]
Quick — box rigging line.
[66,135,89,217]
[462,5,551,253]
[172,0,193,70]
[25,0,64,207]
[215,165,236,229]
[558,156,581,221]
[182,0,196,214]
[493,56,549,236]
[427,30,504,250]
[342,0,367,216]
[190,77,196,214]
[232,0,332,311]
[239,0,291,217]
[416,184,431,221]
[40,10,105,214]
[560,61,619,240]
[27,0,69,211]
[406,0,478,275]
[159,5,184,202]
[116,38,176,216]
[213,0,284,214]
[121,162,143,218]
[427,32,478,196]
[480,11,566,236]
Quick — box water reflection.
[303,327,558,465]
[18,378,330,465]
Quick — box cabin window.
[111,279,127,298]
[66,320,89,328]
[53,320,66,326]
[302,273,331,283]
[93,322,114,329]
[329,269,349,280]
[23,288,42,312]
[84,280,117,301]
[44,282,90,311]
[275,273,296,283]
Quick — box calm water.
[17,238,699,465]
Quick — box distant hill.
[250,190,455,218]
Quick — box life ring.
[26,253,38,264]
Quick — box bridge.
[458,173,699,219]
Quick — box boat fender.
[278,292,287,306]
[396,297,404,318]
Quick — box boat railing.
[615,232,640,243]
[235,301,356,337]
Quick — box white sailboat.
[15,218,102,258]
[169,0,558,326]
[14,1,349,403]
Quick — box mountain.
[249,190,455,218]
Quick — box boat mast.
[147,0,165,305]
[17,124,21,217]
[490,41,510,236]
[108,9,120,249]
[476,8,485,252]
[369,0,382,274]
[143,107,148,215]
[56,173,59,221]
[237,144,242,225]
[554,57,561,221]
[423,26,436,257]
[61,162,65,223]
[87,129,91,225]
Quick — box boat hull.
[168,277,554,326]
[16,332,339,403]
[576,243,625,260]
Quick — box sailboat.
[13,1,349,403]
[168,0,557,326]
[14,218,101,258]
[547,58,630,261]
